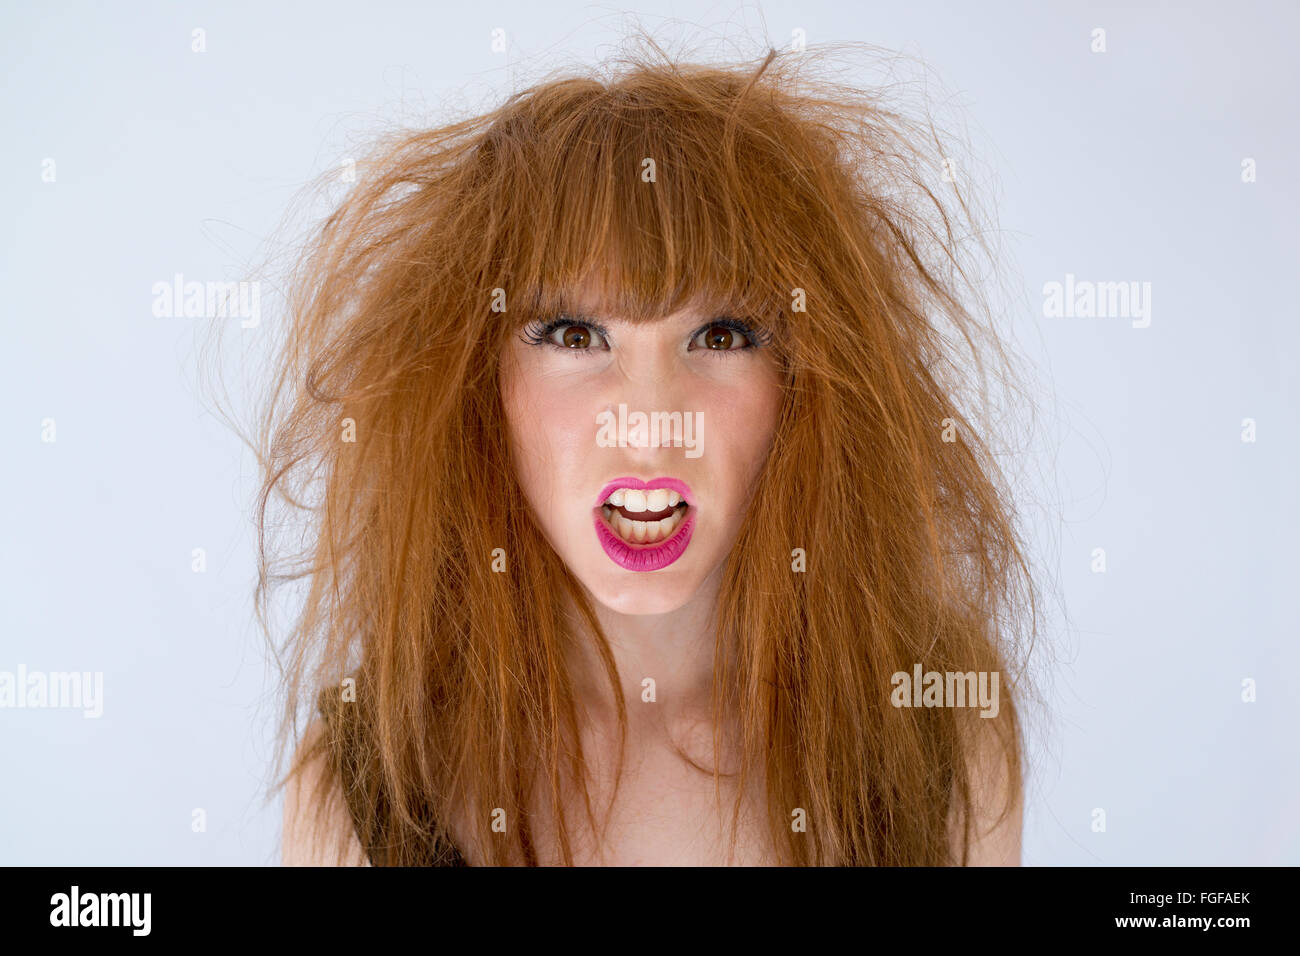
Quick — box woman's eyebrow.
[559,309,606,324]
[550,297,730,328]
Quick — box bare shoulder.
[950,717,1024,866]
[281,716,371,867]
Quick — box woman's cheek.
[707,372,782,473]
[505,372,597,503]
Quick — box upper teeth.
[606,487,683,511]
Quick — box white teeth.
[603,486,689,511]
[600,485,690,546]
[603,499,687,546]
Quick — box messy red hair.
[257,39,1037,865]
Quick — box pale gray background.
[2,0,1296,865]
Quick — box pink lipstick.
[592,477,695,572]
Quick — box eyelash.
[518,315,771,355]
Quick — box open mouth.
[591,478,695,571]
[599,488,690,544]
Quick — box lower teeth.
[602,505,685,544]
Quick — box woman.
[272,42,1034,866]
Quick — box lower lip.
[593,507,695,572]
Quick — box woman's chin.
[579,565,705,617]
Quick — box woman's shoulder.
[284,688,469,866]
[281,714,372,866]
[948,717,1023,866]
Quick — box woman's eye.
[548,323,606,349]
[691,324,753,351]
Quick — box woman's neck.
[562,565,728,732]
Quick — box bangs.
[471,75,803,335]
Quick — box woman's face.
[499,289,783,616]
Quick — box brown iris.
[561,325,592,348]
[702,325,735,349]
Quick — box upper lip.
[594,477,694,509]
